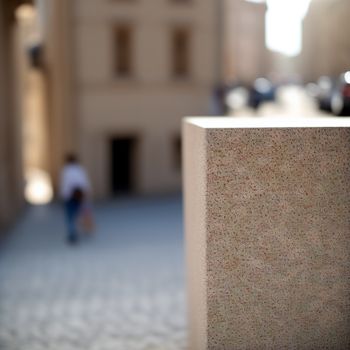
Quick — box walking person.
[60,154,91,244]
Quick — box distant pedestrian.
[60,154,91,244]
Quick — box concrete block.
[183,117,350,350]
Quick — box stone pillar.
[44,0,76,191]
[0,0,11,227]
[0,0,24,229]
[183,117,350,350]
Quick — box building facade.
[301,0,350,82]
[43,0,221,198]
[222,0,268,84]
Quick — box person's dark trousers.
[64,198,82,243]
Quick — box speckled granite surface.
[184,117,350,350]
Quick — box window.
[172,28,190,78]
[114,25,133,77]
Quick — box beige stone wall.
[44,0,76,189]
[302,0,350,82]
[0,1,24,228]
[69,0,220,197]
[327,0,350,76]
[184,117,350,349]
[0,0,11,227]
[79,88,211,196]
[15,7,49,174]
[223,0,267,83]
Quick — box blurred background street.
[227,84,328,118]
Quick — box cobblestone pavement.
[0,196,187,350]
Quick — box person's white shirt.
[60,163,91,200]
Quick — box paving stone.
[0,196,187,350]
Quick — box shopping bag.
[79,203,95,234]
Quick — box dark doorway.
[110,137,136,195]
